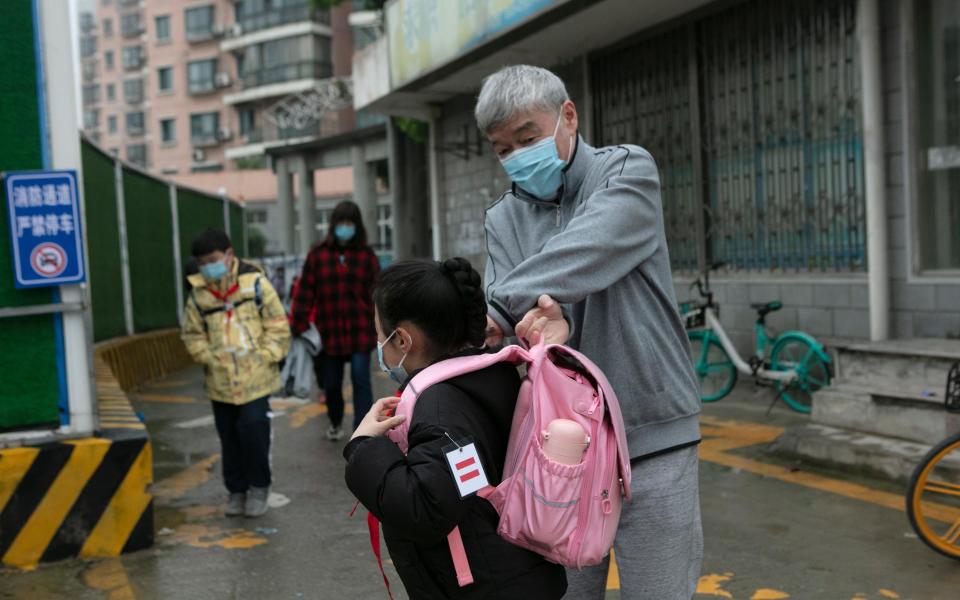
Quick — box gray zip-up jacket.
[484,136,700,459]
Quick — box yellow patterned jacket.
[181,259,291,405]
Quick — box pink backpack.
[386,341,632,586]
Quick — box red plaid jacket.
[291,242,380,356]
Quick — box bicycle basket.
[947,362,960,413]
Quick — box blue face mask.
[334,224,356,242]
[200,259,229,281]
[377,329,409,384]
[499,112,569,199]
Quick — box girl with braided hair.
[344,258,566,599]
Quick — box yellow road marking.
[605,550,620,590]
[0,447,39,514]
[164,523,267,550]
[151,453,219,502]
[290,403,326,428]
[751,589,790,599]
[137,393,197,404]
[878,590,900,599]
[82,558,136,600]
[3,439,111,567]
[288,402,354,428]
[696,573,734,598]
[699,416,959,523]
[81,444,153,557]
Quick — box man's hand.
[351,397,406,440]
[485,316,504,348]
[516,295,569,345]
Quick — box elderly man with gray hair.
[479,65,703,598]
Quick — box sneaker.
[326,425,344,441]
[245,486,269,518]
[226,492,246,516]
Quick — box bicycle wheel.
[907,431,960,561]
[769,335,831,414]
[688,331,737,402]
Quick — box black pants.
[211,396,272,493]
[320,351,373,430]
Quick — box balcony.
[242,60,332,89]
[234,3,330,36]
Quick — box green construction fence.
[0,0,61,430]
[81,140,247,344]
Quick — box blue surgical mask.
[377,329,409,384]
[200,259,229,281]
[334,224,356,241]
[499,112,569,199]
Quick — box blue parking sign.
[4,170,86,288]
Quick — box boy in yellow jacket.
[181,229,291,517]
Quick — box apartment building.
[80,0,347,175]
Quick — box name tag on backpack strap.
[443,439,489,498]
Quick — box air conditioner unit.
[214,72,232,88]
[217,127,233,141]
[192,149,206,162]
[211,23,227,37]
[228,23,243,38]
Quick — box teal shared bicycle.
[679,263,833,414]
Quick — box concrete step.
[810,338,960,443]
[830,338,960,400]
[812,383,960,444]
[770,422,960,485]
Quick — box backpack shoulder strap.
[387,345,532,454]
[402,345,531,403]
[254,276,263,313]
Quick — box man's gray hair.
[475,65,569,133]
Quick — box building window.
[155,15,171,42]
[158,66,173,92]
[239,108,256,137]
[80,36,97,57]
[82,84,100,105]
[239,34,332,88]
[917,0,960,271]
[102,18,113,38]
[235,0,327,34]
[126,111,145,135]
[121,46,144,70]
[120,12,142,38]
[375,200,393,253]
[190,111,219,145]
[160,118,176,144]
[123,78,143,104]
[126,144,147,166]
[108,115,118,133]
[185,5,215,41]
[106,83,115,101]
[187,58,217,94]
[83,109,100,129]
[104,50,114,71]
[247,209,268,224]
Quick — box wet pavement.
[2,366,959,599]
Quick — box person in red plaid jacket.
[291,201,380,441]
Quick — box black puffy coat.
[344,356,567,600]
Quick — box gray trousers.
[565,445,703,599]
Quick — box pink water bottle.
[541,419,590,465]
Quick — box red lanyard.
[208,283,240,330]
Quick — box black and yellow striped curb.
[0,436,153,568]
[0,338,165,568]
